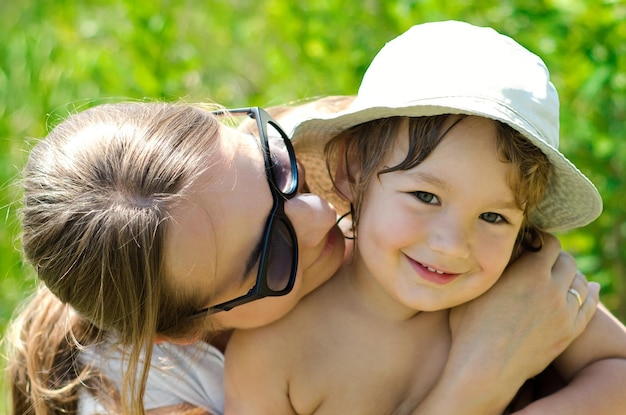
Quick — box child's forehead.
[386,115,496,158]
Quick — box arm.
[512,303,626,414]
[410,234,600,415]
[147,403,214,415]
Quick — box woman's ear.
[333,142,360,204]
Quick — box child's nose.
[426,217,471,259]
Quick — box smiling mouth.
[405,255,462,286]
[419,262,446,275]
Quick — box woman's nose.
[284,193,337,247]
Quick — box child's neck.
[340,262,423,321]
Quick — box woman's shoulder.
[79,339,225,414]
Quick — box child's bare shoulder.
[229,273,342,351]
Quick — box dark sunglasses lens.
[265,219,296,292]
[266,122,296,194]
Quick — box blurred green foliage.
[0,1,625,409]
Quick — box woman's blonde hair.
[7,102,224,414]
[326,115,552,251]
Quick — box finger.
[574,281,600,335]
[550,250,578,286]
[567,286,584,308]
[541,232,561,252]
[532,233,562,266]
[510,233,563,275]
[567,271,589,308]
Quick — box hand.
[446,233,599,404]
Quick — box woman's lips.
[315,225,341,263]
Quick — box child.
[224,21,626,414]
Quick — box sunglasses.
[191,107,299,317]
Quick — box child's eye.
[480,212,506,224]
[412,191,440,205]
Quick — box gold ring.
[568,287,583,307]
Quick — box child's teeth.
[424,264,444,274]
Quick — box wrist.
[427,353,520,414]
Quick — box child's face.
[353,116,525,314]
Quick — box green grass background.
[1,0,625,412]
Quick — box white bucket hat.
[292,20,602,232]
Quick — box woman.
[5,101,597,414]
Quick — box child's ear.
[333,142,360,203]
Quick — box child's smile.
[407,258,462,285]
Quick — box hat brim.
[293,97,602,232]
